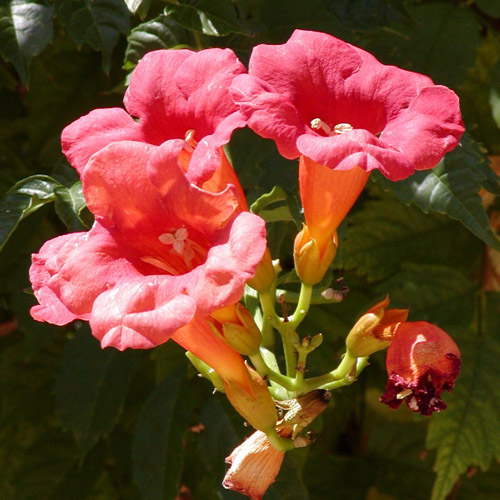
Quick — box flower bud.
[225,366,277,433]
[223,430,284,500]
[346,296,408,358]
[380,322,461,415]
[212,303,262,356]
[294,224,337,285]
[247,248,276,292]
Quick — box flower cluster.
[30,30,464,499]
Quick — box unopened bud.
[247,248,275,292]
[225,366,277,433]
[212,304,262,356]
[294,224,337,285]
[346,297,408,357]
[186,352,225,393]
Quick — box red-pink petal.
[297,130,414,180]
[231,29,464,180]
[61,108,146,176]
[90,277,196,350]
[191,211,267,316]
[30,224,145,323]
[148,141,241,236]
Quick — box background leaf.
[55,329,140,458]
[427,294,500,500]
[55,0,130,71]
[343,198,481,282]
[132,366,192,500]
[54,182,88,232]
[0,0,53,84]
[0,175,60,253]
[375,135,500,250]
[123,15,188,70]
[164,0,251,37]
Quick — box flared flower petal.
[30,140,266,389]
[380,322,461,415]
[62,48,246,183]
[231,30,464,181]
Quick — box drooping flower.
[230,30,465,181]
[379,322,461,415]
[30,140,266,389]
[223,430,285,500]
[62,48,247,204]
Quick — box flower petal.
[381,86,465,172]
[30,224,145,323]
[61,108,145,175]
[171,316,251,390]
[192,211,267,316]
[90,277,197,350]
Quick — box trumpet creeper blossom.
[230,30,465,181]
[62,48,247,189]
[380,322,461,415]
[30,140,266,388]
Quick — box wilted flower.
[380,322,461,415]
[231,30,464,181]
[223,430,285,500]
[30,140,266,389]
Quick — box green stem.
[288,283,313,328]
[302,356,369,393]
[249,350,297,392]
[266,428,295,452]
[192,30,204,50]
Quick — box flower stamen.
[310,118,332,136]
[184,129,198,152]
[396,388,413,400]
[334,123,353,135]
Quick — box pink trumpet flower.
[30,140,266,390]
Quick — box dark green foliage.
[1,1,500,500]
[0,0,53,85]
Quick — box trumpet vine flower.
[62,48,247,202]
[30,140,266,389]
[230,29,465,181]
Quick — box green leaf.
[54,181,88,232]
[328,0,410,29]
[364,3,481,88]
[375,135,500,251]
[427,296,500,500]
[132,366,191,500]
[250,185,300,226]
[55,329,140,458]
[13,431,104,500]
[0,174,61,253]
[343,198,482,281]
[123,0,142,15]
[0,0,54,85]
[376,263,477,327]
[165,0,251,37]
[55,0,130,72]
[123,15,188,70]
[476,0,500,18]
